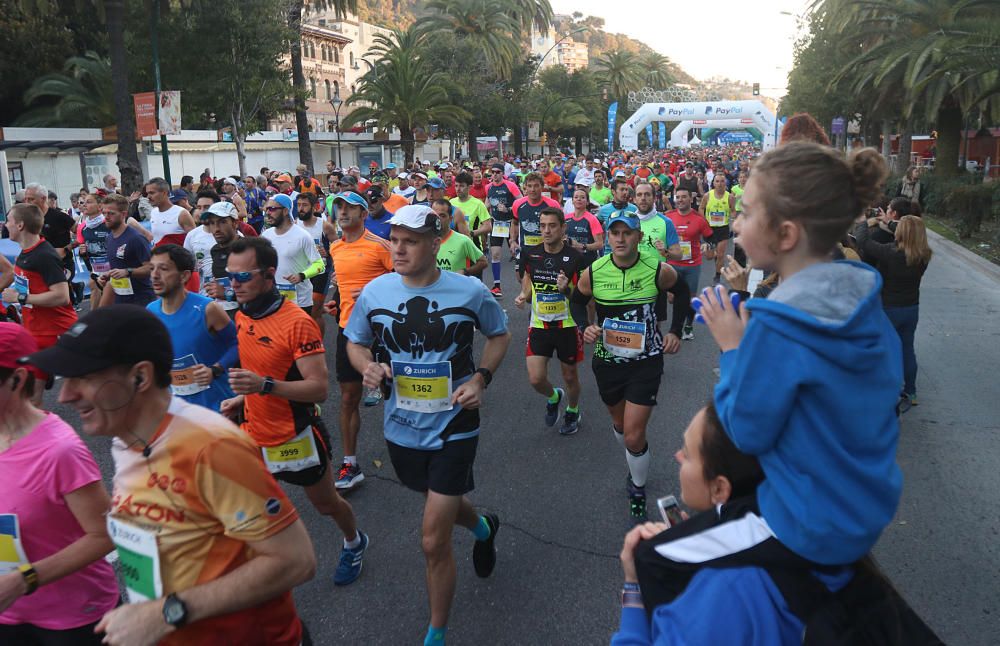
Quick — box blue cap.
[385,163,397,170]
[606,211,641,231]
[332,191,369,210]
[169,189,188,203]
[426,177,446,189]
[271,194,293,210]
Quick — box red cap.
[0,322,40,374]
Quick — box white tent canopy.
[618,100,781,150]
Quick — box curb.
[926,229,1000,283]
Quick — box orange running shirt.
[328,231,392,329]
[108,398,301,646]
[235,300,325,446]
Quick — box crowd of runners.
[0,115,940,645]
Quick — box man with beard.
[98,194,155,308]
[260,195,325,313]
[295,192,338,334]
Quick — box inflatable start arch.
[619,100,781,150]
[670,118,763,148]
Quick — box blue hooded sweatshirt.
[715,260,903,565]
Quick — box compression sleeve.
[666,276,690,337]
[569,282,592,331]
[302,257,326,279]
[215,321,239,369]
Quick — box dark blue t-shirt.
[365,208,394,240]
[106,226,154,306]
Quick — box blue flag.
[645,124,654,149]
[607,102,618,151]
[659,122,667,149]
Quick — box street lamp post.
[329,89,343,168]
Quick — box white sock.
[626,445,650,488]
[344,533,362,549]
[612,424,625,447]
[344,455,357,466]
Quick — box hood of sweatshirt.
[746,261,885,373]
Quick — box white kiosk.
[619,100,781,150]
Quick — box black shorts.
[387,435,478,496]
[271,420,334,487]
[709,226,731,245]
[592,354,663,407]
[336,326,363,383]
[526,326,583,364]
[0,620,105,646]
[310,269,331,296]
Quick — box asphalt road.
[50,235,999,645]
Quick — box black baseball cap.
[21,306,173,378]
[366,186,385,201]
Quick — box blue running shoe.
[334,531,368,586]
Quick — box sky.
[549,0,812,98]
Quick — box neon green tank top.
[731,185,744,212]
[589,248,664,363]
[704,190,731,228]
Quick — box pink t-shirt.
[0,414,119,629]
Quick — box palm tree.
[508,0,553,33]
[595,50,642,149]
[639,51,675,89]
[15,52,114,127]
[819,0,999,175]
[288,0,357,172]
[415,0,521,80]
[342,29,470,165]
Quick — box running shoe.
[681,324,694,341]
[627,476,647,522]
[333,531,368,586]
[713,272,722,285]
[335,462,365,489]
[897,393,917,415]
[491,285,503,298]
[362,388,382,407]
[545,388,564,427]
[473,513,500,578]
[559,409,581,435]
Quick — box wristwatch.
[260,376,276,395]
[162,593,188,627]
[126,267,134,277]
[16,291,28,306]
[18,563,38,595]
[210,364,225,380]
[298,272,307,282]
[474,367,493,387]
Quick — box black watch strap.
[260,376,275,395]
[162,593,188,627]
[211,364,224,379]
[475,367,493,387]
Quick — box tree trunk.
[401,132,415,167]
[574,133,582,156]
[288,0,313,171]
[881,119,892,160]
[467,124,479,162]
[232,110,247,179]
[105,0,143,194]
[934,96,964,176]
[898,119,913,174]
[513,123,523,157]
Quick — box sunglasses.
[265,206,284,212]
[226,269,262,284]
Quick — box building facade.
[557,39,589,73]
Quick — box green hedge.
[885,171,998,239]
